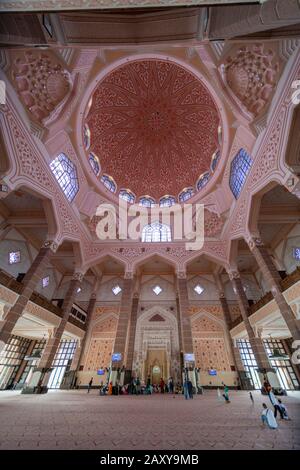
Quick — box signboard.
[208,369,217,376]
[97,369,105,376]
[184,353,195,362]
[112,353,122,362]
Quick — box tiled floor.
[0,390,299,450]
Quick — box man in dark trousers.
[187,380,193,399]
[87,377,93,393]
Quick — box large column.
[218,291,251,390]
[247,237,300,341]
[176,271,195,386]
[228,269,280,390]
[23,271,83,393]
[0,240,58,353]
[125,293,139,381]
[62,292,97,389]
[111,273,134,385]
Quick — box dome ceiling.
[85,59,221,200]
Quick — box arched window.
[218,125,222,145]
[139,196,156,207]
[159,195,176,208]
[229,148,252,199]
[142,221,171,242]
[83,124,91,150]
[211,150,220,172]
[50,153,79,202]
[179,187,194,203]
[101,174,116,193]
[197,172,210,191]
[88,153,100,176]
[119,189,135,204]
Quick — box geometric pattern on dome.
[85,59,221,200]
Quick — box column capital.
[124,271,134,280]
[246,236,264,251]
[72,271,84,282]
[43,239,59,253]
[177,270,187,280]
[226,268,240,281]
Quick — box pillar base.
[21,385,48,394]
[124,370,132,385]
[257,368,282,394]
[237,371,253,390]
[60,370,76,389]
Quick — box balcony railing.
[230,267,300,330]
[248,291,273,316]
[280,267,300,291]
[0,269,86,331]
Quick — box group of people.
[261,387,290,429]
[87,375,195,396]
[88,375,291,429]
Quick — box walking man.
[87,377,93,393]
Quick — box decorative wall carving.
[11,51,71,123]
[224,44,280,116]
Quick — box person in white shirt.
[261,403,278,429]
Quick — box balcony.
[230,267,300,330]
[0,269,86,331]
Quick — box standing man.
[87,377,93,393]
[184,379,190,400]
[187,380,193,399]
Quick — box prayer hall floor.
[0,390,299,450]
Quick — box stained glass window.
[119,189,135,204]
[197,172,210,191]
[139,196,156,207]
[142,221,171,242]
[101,174,116,193]
[194,284,204,295]
[159,195,176,208]
[152,285,162,295]
[211,150,221,172]
[9,251,20,265]
[88,153,100,176]
[112,285,122,295]
[179,187,194,203]
[42,276,50,288]
[229,148,252,199]
[83,124,91,150]
[50,153,79,202]
[292,247,300,261]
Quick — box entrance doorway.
[144,349,169,384]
